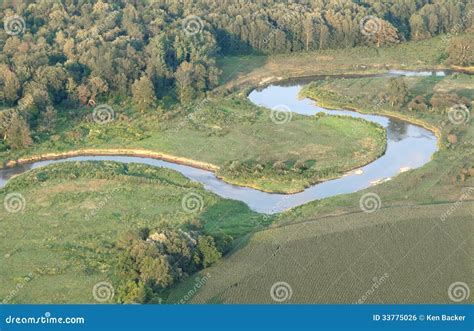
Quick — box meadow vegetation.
[0,0,473,304]
[0,96,386,194]
[171,65,473,304]
[171,55,474,303]
[0,162,269,303]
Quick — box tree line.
[0,0,473,150]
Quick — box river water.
[0,72,440,213]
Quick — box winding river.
[0,71,440,214]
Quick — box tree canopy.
[115,227,222,303]
[0,0,473,150]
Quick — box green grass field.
[0,162,269,303]
[0,97,386,194]
[170,60,473,304]
[0,36,472,304]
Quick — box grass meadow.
[0,36,472,304]
[0,162,269,303]
[171,69,474,304]
[1,97,386,194]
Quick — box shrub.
[408,95,429,112]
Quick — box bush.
[408,96,429,112]
[430,93,470,112]
[272,160,287,174]
[293,160,308,172]
[115,227,223,303]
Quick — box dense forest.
[0,0,473,150]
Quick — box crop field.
[170,202,473,304]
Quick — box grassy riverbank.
[0,162,270,303]
[1,97,386,194]
[171,71,474,304]
[1,35,472,304]
[299,73,473,146]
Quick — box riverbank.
[1,148,220,172]
[1,96,386,194]
[218,36,450,93]
[2,47,471,304]
[0,161,269,303]
[298,72,474,149]
[300,89,443,146]
[170,67,473,305]
[0,114,388,196]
